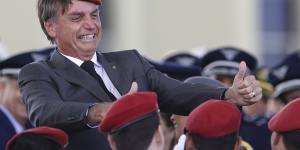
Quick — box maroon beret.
[268,98,300,132]
[85,0,102,5]
[6,127,68,150]
[99,92,158,133]
[186,100,241,138]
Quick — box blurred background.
[0,0,299,67]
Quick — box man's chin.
[80,46,98,53]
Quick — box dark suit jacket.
[19,49,226,150]
[0,108,17,150]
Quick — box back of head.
[8,134,63,150]
[110,114,159,150]
[185,100,241,150]
[280,131,300,150]
[99,92,160,150]
[188,132,238,150]
[268,98,300,150]
[6,127,68,150]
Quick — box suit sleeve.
[133,50,226,115]
[18,62,92,131]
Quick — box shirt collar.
[60,52,100,67]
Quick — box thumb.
[127,81,138,94]
[235,61,247,81]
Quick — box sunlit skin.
[45,0,102,61]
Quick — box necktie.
[80,61,116,101]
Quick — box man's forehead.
[62,0,99,14]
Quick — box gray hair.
[37,0,72,43]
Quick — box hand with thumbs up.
[224,61,262,106]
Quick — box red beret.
[85,0,102,5]
[6,127,68,150]
[186,100,241,138]
[99,92,158,133]
[268,98,300,132]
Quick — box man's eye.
[91,13,99,18]
[70,16,81,21]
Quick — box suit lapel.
[98,53,131,95]
[49,51,111,102]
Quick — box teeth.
[79,34,96,41]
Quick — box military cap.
[0,47,54,77]
[201,46,258,77]
[268,52,300,99]
[186,100,241,138]
[268,98,300,132]
[6,127,68,150]
[148,59,201,81]
[163,52,202,67]
[99,92,158,133]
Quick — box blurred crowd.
[1,0,300,149]
[0,45,300,150]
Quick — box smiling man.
[19,0,262,150]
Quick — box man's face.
[47,0,101,60]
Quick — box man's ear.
[234,136,242,150]
[272,132,281,145]
[44,21,56,38]
[153,126,164,144]
[107,135,117,150]
[184,134,195,150]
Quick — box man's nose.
[83,17,97,29]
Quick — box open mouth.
[78,33,96,42]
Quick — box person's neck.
[57,48,96,61]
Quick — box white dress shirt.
[60,52,121,98]
[173,134,186,150]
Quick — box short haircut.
[37,0,74,43]
[188,132,238,150]
[110,114,159,150]
[282,130,300,150]
[8,134,63,150]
